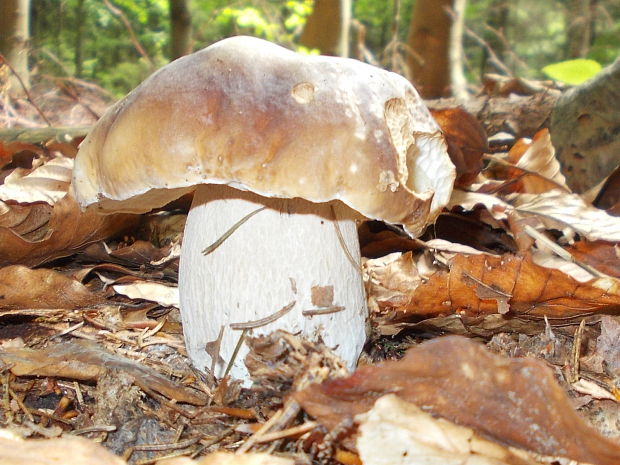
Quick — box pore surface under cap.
[72,36,455,236]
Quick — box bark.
[406,0,453,98]
[0,0,31,92]
[169,0,192,59]
[482,0,510,76]
[551,57,620,192]
[565,0,594,58]
[75,0,85,77]
[300,0,351,57]
[449,0,467,100]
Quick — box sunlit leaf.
[542,59,602,85]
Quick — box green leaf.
[542,59,602,85]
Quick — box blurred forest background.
[1,0,619,101]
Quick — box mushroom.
[71,36,455,382]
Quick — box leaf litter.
[1,84,620,465]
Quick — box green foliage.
[213,0,312,46]
[542,58,602,85]
[28,0,620,97]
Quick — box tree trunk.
[565,0,594,58]
[481,0,510,76]
[300,0,351,57]
[0,0,31,93]
[74,0,85,77]
[169,0,192,60]
[449,0,467,100]
[406,0,453,98]
[551,57,620,192]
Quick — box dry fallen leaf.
[357,394,573,465]
[365,250,620,319]
[294,336,620,465]
[0,192,138,267]
[112,281,180,308]
[504,129,569,194]
[0,265,107,309]
[430,107,487,186]
[0,432,126,465]
[0,341,206,405]
[512,190,620,242]
[0,156,73,204]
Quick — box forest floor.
[1,77,620,465]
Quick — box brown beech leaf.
[593,164,620,214]
[0,265,107,309]
[431,107,487,186]
[0,192,138,266]
[366,251,620,318]
[503,129,568,194]
[294,336,620,465]
[0,341,207,405]
[358,395,566,465]
[566,241,620,278]
[0,156,73,204]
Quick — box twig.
[569,319,586,384]
[482,153,572,193]
[462,26,513,76]
[523,225,605,279]
[237,399,302,454]
[330,205,362,276]
[72,425,117,435]
[102,0,156,71]
[229,300,296,330]
[202,206,267,255]
[0,54,53,126]
[9,387,34,422]
[302,306,345,316]
[190,426,236,458]
[249,421,318,444]
[223,328,248,378]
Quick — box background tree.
[170,0,193,59]
[300,0,351,56]
[406,0,457,98]
[0,0,31,92]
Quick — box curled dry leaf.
[0,148,138,266]
[0,191,138,267]
[0,156,73,204]
[365,251,620,319]
[513,190,620,242]
[358,394,573,465]
[112,281,180,308]
[294,336,620,465]
[0,265,107,309]
[0,433,126,465]
[0,341,207,405]
[431,107,487,186]
[504,129,569,194]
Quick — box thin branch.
[102,0,156,71]
[0,54,53,126]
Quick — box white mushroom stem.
[179,184,368,382]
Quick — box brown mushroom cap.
[72,36,455,236]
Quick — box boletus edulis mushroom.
[71,36,455,382]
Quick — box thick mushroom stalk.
[180,185,366,380]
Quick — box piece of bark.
[550,57,620,192]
